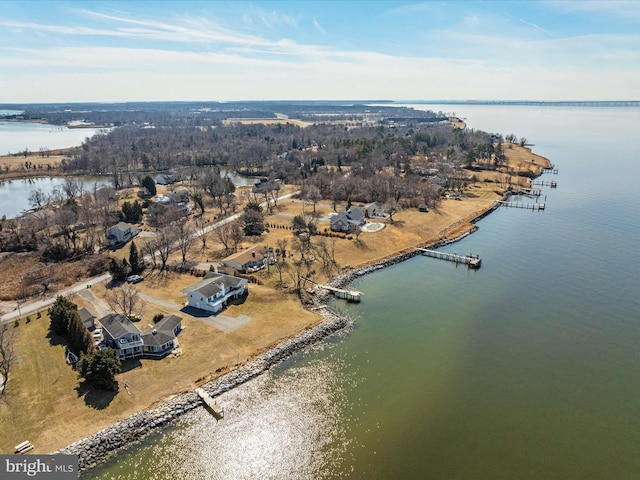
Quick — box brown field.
[0,141,549,454]
[0,151,71,180]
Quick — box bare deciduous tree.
[106,285,143,319]
[176,220,194,265]
[0,321,17,395]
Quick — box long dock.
[196,388,224,419]
[531,180,557,188]
[499,201,545,211]
[416,248,481,269]
[303,278,362,302]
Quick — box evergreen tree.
[78,349,121,390]
[49,296,77,336]
[129,241,144,274]
[67,310,94,356]
[141,175,157,196]
[121,200,143,223]
[109,258,130,281]
[243,202,265,236]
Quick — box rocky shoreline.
[56,200,501,472]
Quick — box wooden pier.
[196,388,224,419]
[515,187,542,197]
[499,201,545,211]
[416,248,482,269]
[303,278,362,302]
[531,180,557,188]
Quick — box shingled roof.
[183,273,247,298]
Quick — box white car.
[126,275,144,284]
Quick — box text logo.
[1,455,78,479]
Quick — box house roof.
[346,207,365,222]
[107,222,139,234]
[183,273,248,298]
[99,313,140,338]
[221,246,265,267]
[78,307,96,324]
[364,202,384,212]
[141,315,182,347]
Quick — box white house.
[183,272,248,314]
[105,222,140,247]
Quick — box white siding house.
[183,273,248,314]
[105,222,140,247]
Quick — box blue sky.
[1,1,639,102]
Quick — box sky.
[1,0,639,103]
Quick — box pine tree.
[49,296,77,336]
[129,241,144,274]
[78,349,121,390]
[67,310,94,356]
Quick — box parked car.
[126,274,144,284]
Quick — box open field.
[0,150,71,179]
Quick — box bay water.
[0,121,107,156]
[85,104,640,479]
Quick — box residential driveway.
[76,289,111,317]
[136,291,252,333]
[0,272,111,324]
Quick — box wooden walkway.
[303,278,362,302]
[196,388,224,419]
[499,201,545,211]
[416,248,482,269]
[531,180,557,188]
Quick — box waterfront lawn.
[0,283,320,454]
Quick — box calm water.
[0,176,112,218]
[0,121,107,155]
[87,105,640,479]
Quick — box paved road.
[0,273,111,324]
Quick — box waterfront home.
[105,222,140,247]
[183,272,248,314]
[221,246,267,273]
[99,313,183,360]
[330,207,366,233]
[141,315,183,359]
[100,314,144,360]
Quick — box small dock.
[416,248,481,269]
[499,201,545,211]
[514,187,542,197]
[531,180,557,188]
[303,278,362,302]
[196,388,224,419]
[319,285,362,302]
